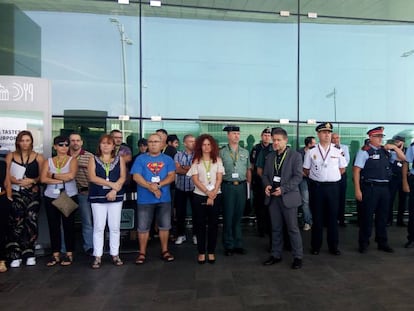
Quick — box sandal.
[160,250,175,262]
[135,253,146,265]
[46,254,60,267]
[112,256,123,266]
[60,254,73,266]
[0,260,7,273]
[91,257,101,269]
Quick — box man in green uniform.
[220,125,252,256]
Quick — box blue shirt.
[130,153,175,204]
[406,145,414,175]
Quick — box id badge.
[397,162,403,167]
[372,154,380,160]
[206,184,215,191]
[53,188,60,195]
[151,176,161,183]
[231,173,239,179]
[273,176,281,183]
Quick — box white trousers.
[91,202,123,257]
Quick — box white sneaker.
[303,223,312,231]
[26,257,36,266]
[10,259,22,268]
[175,235,187,245]
[192,235,197,245]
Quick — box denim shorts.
[137,202,172,232]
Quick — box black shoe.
[310,249,319,255]
[263,256,282,266]
[378,245,394,253]
[404,240,414,248]
[224,249,234,256]
[358,246,367,254]
[85,248,94,256]
[198,254,206,264]
[233,248,246,255]
[329,249,341,256]
[207,254,216,264]
[291,258,302,269]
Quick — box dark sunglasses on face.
[57,142,70,147]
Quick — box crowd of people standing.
[0,122,413,272]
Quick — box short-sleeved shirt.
[130,153,175,204]
[405,144,414,175]
[187,158,225,196]
[174,151,194,192]
[219,145,250,182]
[303,143,347,182]
[116,144,132,158]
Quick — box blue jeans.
[78,193,93,252]
[299,179,312,225]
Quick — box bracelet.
[52,173,55,179]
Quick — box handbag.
[52,183,78,217]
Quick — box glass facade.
[1,1,414,162]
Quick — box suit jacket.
[262,147,303,208]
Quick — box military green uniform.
[220,144,250,251]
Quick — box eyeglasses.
[57,142,70,147]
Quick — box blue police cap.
[315,122,333,132]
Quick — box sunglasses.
[57,142,70,147]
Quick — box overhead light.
[307,119,317,125]
[308,12,317,19]
[280,11,290,17]
[280,119,290,124]
[118,0,129,4]
[118,115,130,121]
[150,0,161,7]
[151,116,162,121]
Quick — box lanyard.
[101,157,111,180]
[228,145,238,167]
[274,150,287,175]
[202,160,212,183]
[317,144,331,163]
[56,156,67,174]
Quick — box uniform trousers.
[308,180,339,251]
[359,182,389,248]
[91,201,123,257]
[387,173,407,225]
[222,182,246,250]
[268,196,303,259]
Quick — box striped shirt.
[73,149,93,191]
[174,151,194,192]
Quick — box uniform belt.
[363,181,389,186]
[310,180,338,185]
[79,187,89,192]
[223,180,246,186]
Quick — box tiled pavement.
[1,224,414,311]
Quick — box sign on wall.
[0,75,51,157]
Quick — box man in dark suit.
[262,127,303,269]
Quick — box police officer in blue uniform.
[353,127,406,253]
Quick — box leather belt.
[79,187,89,192]
[223,180,246,186]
